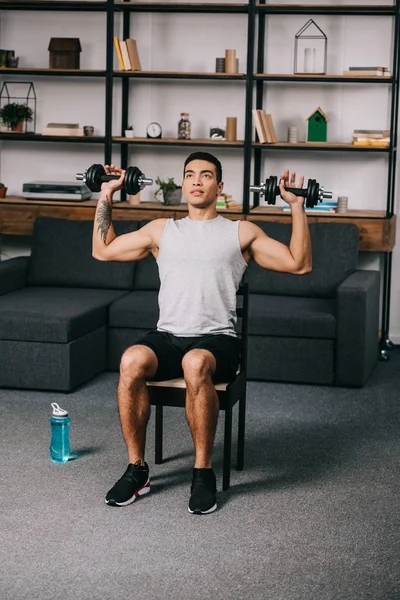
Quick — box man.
[93,152,312,514]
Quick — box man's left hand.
[279,169,305,207]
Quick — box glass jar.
[178,112,191,140]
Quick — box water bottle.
[50,402,71,463]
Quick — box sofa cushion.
[108,290,159,329]
[0,256,29,296]
[27,218,139,290]
[133,254,160,291]
[0,287,128,343]
[244,222,359,298]
[248,294,336,339]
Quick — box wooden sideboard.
[0,196,396,252]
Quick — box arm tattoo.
[96,196,112,245]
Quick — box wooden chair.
[146,283,249,491]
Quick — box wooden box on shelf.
[48,38,81,69]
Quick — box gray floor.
[1,352,399,600]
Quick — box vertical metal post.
[120,9,131,202]
[242,0,256,214]
[104,0,115,165]
[252,2,266,209]
[380,0,400,357]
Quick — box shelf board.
[113,137,244,147]
[255,4,395,16]
[114,70,246,80]
[1,198,395,251]
[0,67,106,77]
[254,73,394,84]
[249,206,388,219]
[0,133,106,143]
[0,1,107,11]
[114,2,249,13]
[252,142,391,152]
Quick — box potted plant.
[154,176,182,205]
[0,102,33,132]
[0,183,7,198]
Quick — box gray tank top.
[156,216,248,337]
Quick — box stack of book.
[114,38,141,71]
[252,109,277,144]
[283,200,338,214]
[216,194,241,210]
[41,123,83,136]
[352,129,390,147]
[343,66,391,77]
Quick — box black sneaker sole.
[105,478,150,507]
[188,502,217,515]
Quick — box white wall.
[1,0,399,340]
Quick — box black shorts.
[135,330,241,383]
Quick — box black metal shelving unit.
[0,1,399,354]
[252,1,400,359]
[113,1,252,203]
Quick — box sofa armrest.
[336,269,380,386]
[0,256,30,296]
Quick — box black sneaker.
[105,461,150,507]
[188,468,217,514]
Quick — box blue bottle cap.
[51,402,68,417]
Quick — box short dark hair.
[183,152,222,184]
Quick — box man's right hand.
[101,164,126,194]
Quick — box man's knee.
[182,349,215,382]
[120,345,158,381]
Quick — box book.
[42,127,84,136]
[265,113,277,143]
[252,109,268,143]
[343,70,391,77]
[352,140,390,147]
[257,110,272,143]
[120,40,131,70]
[114,36,125,70]
[125,38,142,71]
[353,129,390,137]
[353,136,390,143]
[349,66,388,71]
[46,122,80,129]
[283,206,336,213]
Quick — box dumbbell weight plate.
[266,175,278,205]
[124,166,142,196]
[86,164,106,193]
[306,178,318,209]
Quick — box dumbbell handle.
[76,172,153,188]
[76,172,113,183]
[250,184,332,200]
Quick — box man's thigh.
[190,334,241,383]
[134,330,185,381]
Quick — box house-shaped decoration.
[294,19,327,75]
[307,107,328,142]
[48,38,82,69]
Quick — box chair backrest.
[236,282,249,378]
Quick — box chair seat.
[147,377,231,391]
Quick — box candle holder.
[294,19,327,75]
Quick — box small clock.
[146,122,162,139]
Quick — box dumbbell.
[250,175,332,209]
[76,164,153,196]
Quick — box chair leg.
[155,405,163,464]
[237,394,246,471]
[223,407,232,491]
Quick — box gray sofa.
[0,217,380,391]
